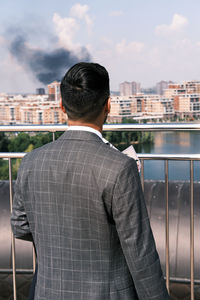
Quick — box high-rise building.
[132,81,141,95]
[156,81,173,95]
[47,81,61,101]
[119,81,131,96]
[36,88,45,95]
[119,81,141,96]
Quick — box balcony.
[1,124,200,299]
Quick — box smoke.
[9,34,91,85]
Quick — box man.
[11,62,169,299]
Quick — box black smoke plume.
[9,35,91,84]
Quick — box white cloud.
[155,14,188,36]
[116,39,144,55]
[70,3,93,30]
[84,43,93,53]
[52,4,93,53]
[170,14,188,30]
[110,10,123,17]
[53,13,80,51]
[174,38,191,49]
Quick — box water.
[140,131,200,181]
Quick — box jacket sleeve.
[10,161,33,241]
[112,158,169,299]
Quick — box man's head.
[60,62,110,122]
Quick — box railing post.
[140,159,144,192]
[190,160,194,300]
[9,158,17,300]
[165,160,170,294]
[33,247,36,273]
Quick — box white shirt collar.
[67,125,118,150]
[67,125,103,140]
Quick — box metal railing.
[1,122,200,132]
[1,123,200,300]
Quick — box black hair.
[60,62,110,121]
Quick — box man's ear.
[105,97,111,114]
[60,100,66,113]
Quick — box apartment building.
[47,81,61,101]
[107,96,134,122]
[0,94,66,125]
[174,94,200,118]
[165,81,200,118]
[119,81,141,96]
[131,94,173,121]
[109,94,174,122]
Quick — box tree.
[8,133,31,152]
[103,118,154,151]
[0,132,9,152]
[30,133,53,149]
[0,160,9,180]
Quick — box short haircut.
[60,62,110,121]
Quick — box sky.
[1,0,200,93]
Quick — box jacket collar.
[58,130,103,143]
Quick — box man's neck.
[68,120,103,133]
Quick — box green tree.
[0,132,9,152]
[8,132,31,152]
[0,160,9,180]
[30,133,52,149]
[104,118,154,151]
[0,132,65,180]
[121,117,138,124]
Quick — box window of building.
[137,100,142,112]
[38,112,43,124]
[54,111,59,124]
[27,112,33,123]
[10,107,15,120]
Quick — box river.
[139,131,200,181]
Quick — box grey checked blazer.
[11,130,169,299]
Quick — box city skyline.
[1,79,200,126]
[1,1,200,93]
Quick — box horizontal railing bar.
[167,277,200,285]
[1,123,200,132]
[103,124,200,131]
[1,153,200,160]
[0,153,26,159]
[0,269,34,274]
[0,125,68,132]
[139,154,200,160]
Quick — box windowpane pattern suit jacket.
[11,130,169,299]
